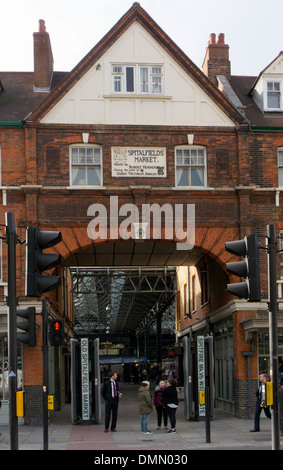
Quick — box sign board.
[111,147,166,177]
[99,356,147,364]
[81,338,90,421]
[48,395,54,411]
[197,336,206,417]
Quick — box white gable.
[41,22,235,127]
[252,53,283,112]
[264,54,283,75]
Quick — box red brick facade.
[1,3,283,422]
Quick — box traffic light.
[17,306,36,346]
[225,234,261,302]
[50,319,64,346]
[26,227,62,297]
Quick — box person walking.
[162,378,178,433]
[153,379,168,430]
[250,372,271,432]
[101,371,122,432]
[138,380,153,434]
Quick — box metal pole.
[267,224,280,450]
[205,340,211,443]
[42,298,48,450]
[156,311,162,365]
[6,212,18,450]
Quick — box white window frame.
[278,148,283,187]
[69,144,103,187]
[175,145,207,188]
[111,64,163,95]
[0,230,2,281]
[264,79,282,111]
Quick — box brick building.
[0,3,283,423]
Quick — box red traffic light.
[52,321,61,331]
[50,319,64,346]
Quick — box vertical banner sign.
[81,338,90,421]
[197,336,206,417]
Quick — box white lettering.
[87,197,195,251]
[93,454,129,467]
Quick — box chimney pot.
[202,33,230,87]
[39,19,46,33]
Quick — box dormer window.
[267,81,281,109]
[111,64,163,95]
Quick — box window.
[112,66,134,93]
[175,146,206,187]
[112,64,163,94]
[278,149,283,186]
[267,81,281,109]
[0,230,2,281]
[70,145,102,186]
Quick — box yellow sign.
[16,391,24,417]
[266,382,273,406]
[48,395,54,410]
[199,391,205,405]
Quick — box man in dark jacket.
[101,371,122,432]
[250,373,271,432]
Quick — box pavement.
[0,384,282,456]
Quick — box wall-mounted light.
[96,63,101,70]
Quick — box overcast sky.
[1,0,282,77]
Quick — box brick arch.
[194,226,240,267]
[48,225,240,272]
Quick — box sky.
[1,0,282,77]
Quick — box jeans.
[156,406,168,427]
[141,413,150,431]
[166,406,177,429]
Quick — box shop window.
[70,145,102,186]
[175,146,207,187]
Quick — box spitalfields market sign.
[87,196,195,250]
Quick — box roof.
[0,72,67,122]
[230,75,283,128]
[0,3,282,128]
[26,3,246,126]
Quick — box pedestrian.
[101,371,122,432]
[250,372,271,432]
[162,378,178,433]
[138,380,153,434]
[153,379,168,430]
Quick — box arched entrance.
[58,237,230,423]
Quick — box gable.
[262,53,283,75]
[250,52,283,112]
[40,22,235,127]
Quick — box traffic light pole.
[42,298,49,450]
[6,212,18,450]
[267,224,280,451]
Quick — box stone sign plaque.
[111,147,166,177]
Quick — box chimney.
[33,20,53,91]
[202,33,230,87]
